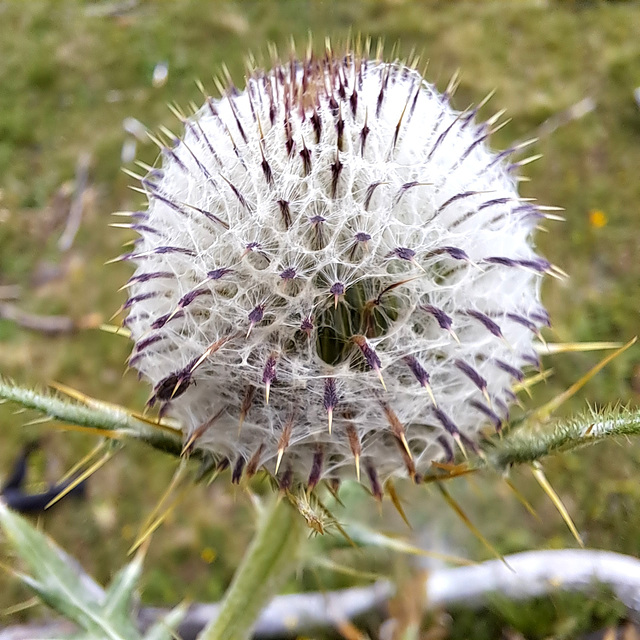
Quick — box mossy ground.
[1,1,640,637]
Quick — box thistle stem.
[198,495,305,640]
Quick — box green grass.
[1,0,640,636]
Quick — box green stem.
[198,495,305,640]
[0,378,186,457]
[485,405,640,470]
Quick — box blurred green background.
[1,0,640,637]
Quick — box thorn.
[111,210,137,217]
[475,87,497,112]
[159,124,178,142]
[246,443,265,479]
[128,185,148,195]
[346,422,361,482]
[238,385,255,434]
[454,434,468,459]
[275,414,294,475]
[109,306,124,322]
[381,402,413,461]
[531,462,584,547]
[105,253,129,265]
[170,378,183,399]
[366,463,383,502]
[121,167,145,181]
[181,408,225,456]
[323,377,338,435]
[46,449,115,509]
[385,479,412,529]
[436,481,511,569]
[231,456,246,484]
[50,441,105,487]
[307,446,324,491]
[329,282,345,309]
[445,68,461,97]
[485,108,507,127]
[189,335,232,373]
[504,478,540,521]
[147,132,166,150]
[275,449,285,476]
[404,355,436,405]
[130,463,188,554]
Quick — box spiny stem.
[3,379,640,475]
[0,378,184,458]
[485,405,640,470]
[198,495,305,640]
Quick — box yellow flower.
[200,547,216,564]
[589,209,608,228]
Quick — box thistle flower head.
[122,46,550,494]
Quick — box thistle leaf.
[0,501,143,639]
[142,602,189,640]
[102,542,148,625]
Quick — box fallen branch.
[58,152,91,253]
[427,549,640,612]
[0,302,75,334]
[1,549,639,639]
[0,303,102,335]
[0,285,21,301]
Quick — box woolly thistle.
[120,46,553,495]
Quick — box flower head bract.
[122,45,550,495]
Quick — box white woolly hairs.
[122,49,550,495]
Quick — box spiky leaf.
[0,501,141,640]
[142,602,189,640]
